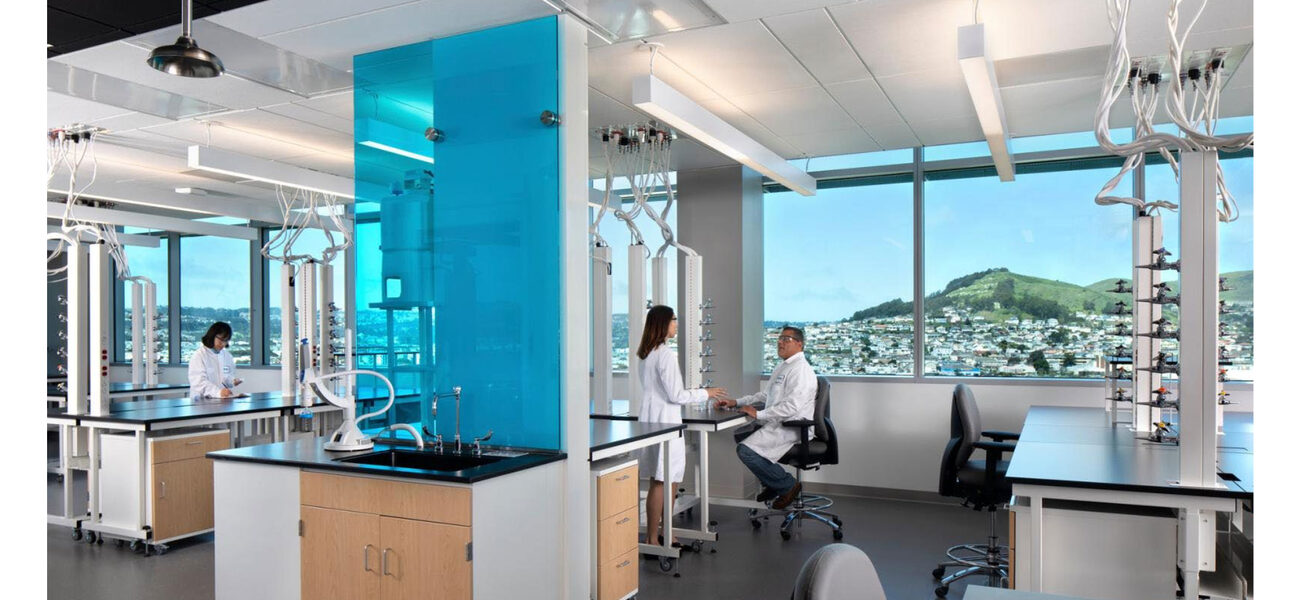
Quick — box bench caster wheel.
[85,531,99,544]
[779,530,791,541]
[72,529,83,542]
[115,539,125,548]
[690,540,703,553]
[936,584,949,597]
[658,556,674,572]
[832,529,843,541]
[129,540,141,552]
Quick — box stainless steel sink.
[336,449,505,472]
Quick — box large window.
[763,178,915,375]
[923,161,1133,378]
[1145,154,1254,381]
[265,229,348,365]
[115,237,170,363]
[180,236,252,364]
[594,198,678,371]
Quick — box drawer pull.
[382,548,391,576]
[363,545,374,572]
[615,475,630,481]
[160,481,166,499]
[616,517,631,525]
[185,440,204,446]
[617,560,630,568]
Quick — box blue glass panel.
[354,17,562,450]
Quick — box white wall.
[109,365,283,394]
[607,372,1252,494]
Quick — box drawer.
[151,431,230,464]
[598,507,639,565]
[300,471,471,526]
[596,465,637,520]
[597,548,637,600]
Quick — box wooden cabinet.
[101,429,230,543]
[300,472,472,600]
[592,461,639,600]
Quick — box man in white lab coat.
[715,325,817,510]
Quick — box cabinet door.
[151,457,214,540]
[379,516,472,600]
[301,506,381,600]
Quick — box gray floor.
[48,470,1004,600]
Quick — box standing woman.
[188,322,242,399]
[637,305,726,546]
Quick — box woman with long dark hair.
[637,305,726,547]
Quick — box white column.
[681,254,704,389]
[88,243,112,416]
[130,282,144,384]
[66,243,87,416]
[1131,215,1161,434]
[144,281,158,385]
[318,262,334,376]
[591,245,613,413]
[627,244,647,414]
[650,256,668,306]
[280,263,296,396]
[1177,150,1219,487]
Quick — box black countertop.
[589,420,685,459]
[1007,406,1252,498]
[208,438,566,484]
[48,392,330,428]
[592,402,749,427]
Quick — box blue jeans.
[737,443,796,494]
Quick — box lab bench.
[208,438,567,600]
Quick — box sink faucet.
[431,386,464,453]
[386,423,424,450]
[472,430,494,457]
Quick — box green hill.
[849,268,1253,324]
[1084,270,1253,304]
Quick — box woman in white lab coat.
[637,305,726,546]
[188,322,242,399]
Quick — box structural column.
[675,165,764,499]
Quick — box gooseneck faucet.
[428,386,464,453]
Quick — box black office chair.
[749,376,843,541]
[931,384,1019,597]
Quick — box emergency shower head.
[146,0,224,78]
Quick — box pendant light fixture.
[146,0,225,78]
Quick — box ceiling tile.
[638,20,817,98]
[909,115,983,147]
[825,78,905,127]
[781,128,881,159]
[864,122,921,151]
[762,8,869,85]
[830,0,969,79]
[727,86,859,136]
[874,65,975,123]
[696,96,801,158]
[278,151,355,179]
[1000,77,1102,139]
[138,119,323,160]
[261,101,354,135]
[53,41,300,110]
[47,92,133,128]
[261,0,552,72]
[212,109,354,154]
[205,0,416,38]
[291,92,355,121]
[701,0,858,23]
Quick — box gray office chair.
[791,543,887,600]
[931,384,1018,597]
[749,376,843,540]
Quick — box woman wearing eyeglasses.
[636,305,726,548]
[188,321,243,399]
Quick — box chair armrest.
[982,430,1020,441]
[782,420,815,464]
[972,440,1016,453]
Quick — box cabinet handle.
[363,545,374,572]
[616,517,631,525]
[382,548,391,576]
[160,481,166,499]
[185,440,203,445]
[617,560,631,568]
[615,475,630,481]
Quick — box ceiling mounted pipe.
[146,0,224,78]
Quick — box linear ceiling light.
[957,23,1015,182]
[356,118,435,165]
[188,145,355,199]
[632,74,816,196]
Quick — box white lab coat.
[735,351,817,463]
[637,344,707,483]
[188,346,237,399]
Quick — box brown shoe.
[772,482,802,510]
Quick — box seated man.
[715,325,817,510]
